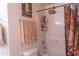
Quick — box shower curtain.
[64,4,79,56]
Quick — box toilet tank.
[22,47,38,56]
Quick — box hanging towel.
[0,24,4,47]
[31,21,37,41]
[20,20,37,45]
[28,21,37,43]
[20,20,29,44]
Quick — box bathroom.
[0,3,79,56]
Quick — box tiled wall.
[44,4,66,55]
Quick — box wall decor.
[41,16,47,31]
[22,3,32,18]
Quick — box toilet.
[22,47,38,56]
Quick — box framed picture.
[22,3,32,18]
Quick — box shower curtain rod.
[37,4,70,12]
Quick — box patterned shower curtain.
[64,3,79,56]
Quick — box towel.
[20,20,37,44]
[20,20,29,44]
[31,21,37,41]
[0,24,4,47]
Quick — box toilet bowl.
[22,47,38,56]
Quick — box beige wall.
[8,3,44,56]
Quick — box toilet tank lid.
[23,48,38,55]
